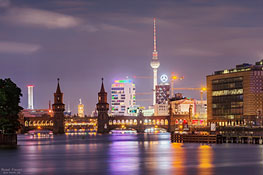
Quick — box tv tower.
[150,18,160,105]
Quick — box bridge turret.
[137,109,145,133]
[52,78,65,134]
[96,78,109,134]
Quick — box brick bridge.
[107,114,170,132]
[20,115,97,133]
[22,115,54,132]
[20,112,189,134]
[19,79,191,134]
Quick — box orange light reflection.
[172,143,186,174]
[198,145,214,175]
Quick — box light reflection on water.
[198,145,213,175]
[109,141,139,175]
[172,143,186,174]
[0,134,262,175]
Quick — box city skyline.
[2,1,263,174]
[1,0,263,114]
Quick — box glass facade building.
[207,60,263,125]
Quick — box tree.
[0,78,23,134]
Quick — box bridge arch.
[165,119,168,125]
[160,119,164,125]
[45,120,49,126]
[148,119,152,125]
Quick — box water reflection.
[155,141,172,175]
[109,135,139,175]
[198,145,214,175]
[172,143,186,175]
[2,134,262,175]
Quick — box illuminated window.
[212,89,243,96]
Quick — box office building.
[207,60,263,126]
[156,84,170,104]
[111,79,136,116]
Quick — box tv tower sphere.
[151,60,160,69]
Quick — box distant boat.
[144,127,167,133]
[27,130,53,136]
[110,129,137,135]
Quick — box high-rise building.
[207,60,263,126]
[111,79,136,116]
[156,84,170,104]
[154,75,170,116]
[78,99,84,117]
[27,85,34,109]
[150,18,160,106]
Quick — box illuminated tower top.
[53,78,64,106]
[150,18,160,69]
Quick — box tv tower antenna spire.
[153,18,157,52]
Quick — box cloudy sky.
[1,0,263,114]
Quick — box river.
[0,133,263,175]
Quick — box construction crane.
[170,72,184,98]
[133,72,184,96]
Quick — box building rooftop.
[114,79,133,84]
[21,109,52,118]
[212,60,263,76]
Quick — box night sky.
[1,0,263,114]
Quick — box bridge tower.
[96,78,109,134]
[137,109,145,133]
[52,78,65,134]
